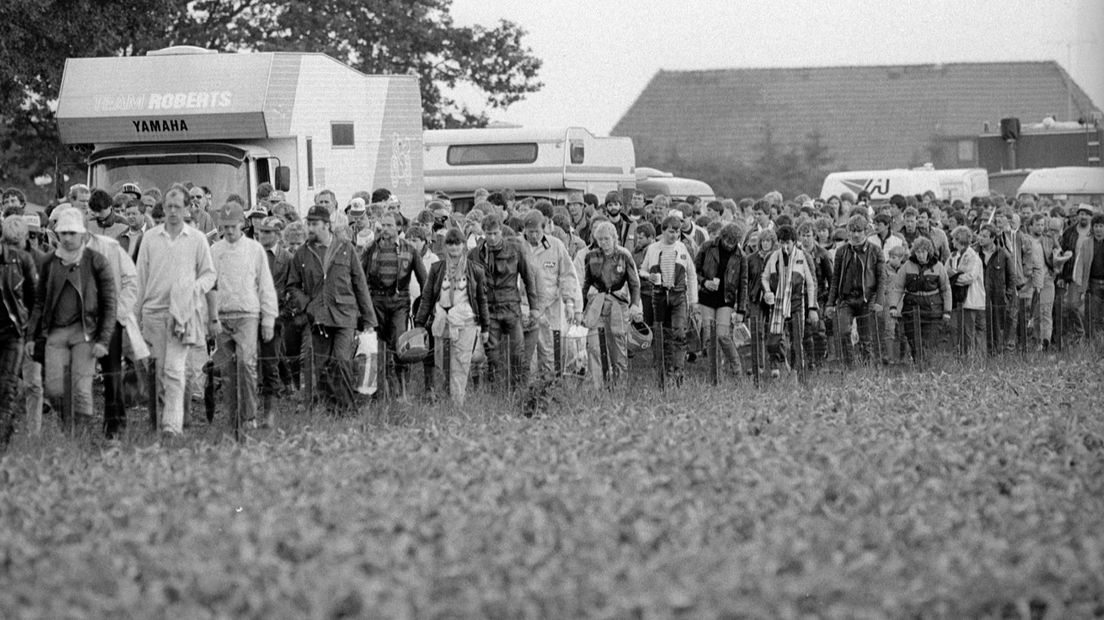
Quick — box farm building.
[612,61,1102,171]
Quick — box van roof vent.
[147,45,217,56]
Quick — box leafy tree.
[640,128,838,201]
[0,0,174,200]
[168,0,542,129]
[0,0,542,200]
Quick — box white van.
[57,47,425,216]
[1016,167,1104,203]
[423,126,635,212]
[634,167,716,202]
[925,167,989,201]
[820,168,942,202]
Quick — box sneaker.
[770,368,780,378]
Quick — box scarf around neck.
[56,243,85,266]
[445,252,467,283]
[769,249,798,335]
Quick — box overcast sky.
[450,0,1104,135]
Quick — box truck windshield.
[91,155,249,204]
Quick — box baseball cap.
[566,191,584,205]
[22,213,42,231]
[54,208,86,234]
[348,197,367,215]
[216,203,245,226]
[120,182,142,200]
[268,190,285,203]
[306,205,331,222]
[257,216,286,232]
[244,203,269,219]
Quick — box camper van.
[56,47,425,216]
[634,167,716,203]
[423,127,635,212]
[820,168,942,202]
[1016,167,1104,204]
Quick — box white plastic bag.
[122,313,150,361]
[353,331,378,395]
[563,324,589,376]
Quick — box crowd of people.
[0,181,1102,445]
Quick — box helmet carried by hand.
[396,327,430,362]
[627,320,652,353]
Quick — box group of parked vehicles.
[55,48,1102,214]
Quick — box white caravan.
[56,46,425,216]
[1017,167,1104,203]
[634,167,717,203]
[423,127,635,212]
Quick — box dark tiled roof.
[612,62,1101,170]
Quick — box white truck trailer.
[56,46,424,216]
[423,126,635,212]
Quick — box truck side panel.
[289,56,423,215]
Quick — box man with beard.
[360,211,426,396]
[603,190,637,251]
[287,206,375,411]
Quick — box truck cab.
[88,142,287,209]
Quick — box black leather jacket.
[0,244,38,337]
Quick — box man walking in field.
[287,205,376,410]
[640,215,698,384]
[360,211,426,395]
[828,214,885,366]
[210,203,279,429]
[521,210,582,378]
[0,215,38,449]
[135,187,217,437]
[470,213,538,390]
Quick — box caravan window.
[447,143,538,165]
[331,122,355,148]
[570,141,584,164]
